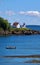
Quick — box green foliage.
[11,28,30,32]
[0,17,10,31]
[0,27,3,31]
[8,23,11,31]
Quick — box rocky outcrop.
[12,30,40,35]
[24,60,40,63]
[0,30,12,36]
[0,30,40,35]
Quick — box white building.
[13,22,20,28]
[16,24,20,28]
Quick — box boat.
[6,46,16,49]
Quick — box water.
[27,25,40,31]
[0,25,40,65]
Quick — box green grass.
[0,27,3,31]
[11,28,30,32]
[0,27,31,32]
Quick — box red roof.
[13,22,19,26]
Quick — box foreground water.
[0,35,40,65]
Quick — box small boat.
[6,46,16,49]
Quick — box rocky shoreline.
[1,55,40,63]
[12,30,40,35]
[0,30,40,36]
[2,55,40,58]
[24,60,40,63]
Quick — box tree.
[8,23,11,31]
[0,17,10,30]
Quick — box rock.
[12,31,23,35]
[24,60,40,63]
[12,30,40,35]
[0,29,40,35]
[23,30,34,35]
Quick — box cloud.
[26,11,40,16]
[19,11,40,17]
[0,10,40,17]
[19,11,25,14]
[5,10,15,16]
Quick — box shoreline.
[1,55,40,58]
[0,30,40,36]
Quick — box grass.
[0,27,3,31]
[11,28,30,32]
[0,27,31,32]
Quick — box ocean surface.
[0,25,40,65]
[27,25,40,31]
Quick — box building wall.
[16,24,20,28]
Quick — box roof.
[13,22,19,26]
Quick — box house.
[13,22,20,28]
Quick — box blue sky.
[0,0,40,25]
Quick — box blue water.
[0,26,40,65]
[27,25,40,31]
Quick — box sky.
[0,0,40,25]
